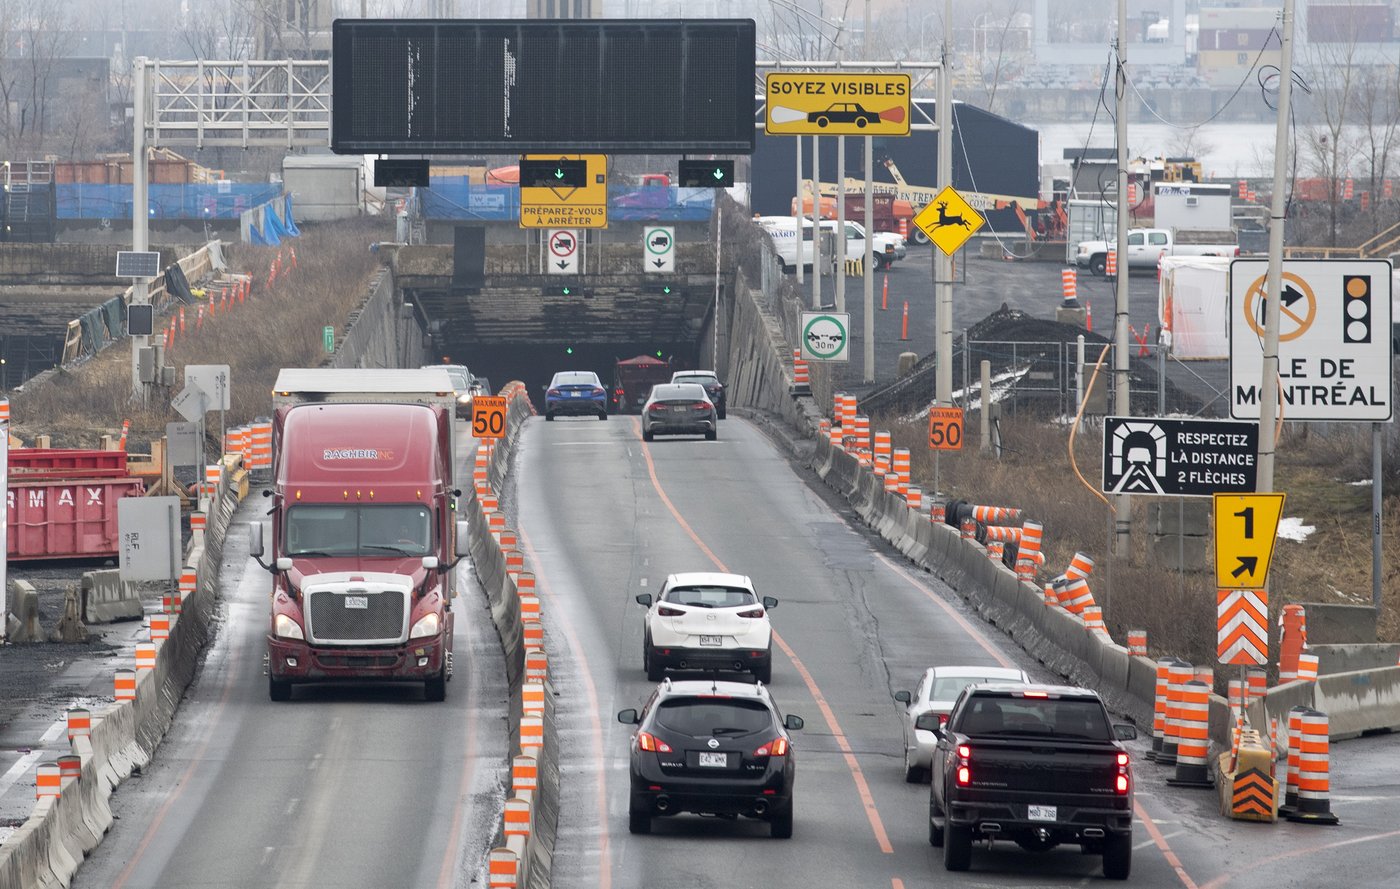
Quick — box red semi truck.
[249,368,467,702]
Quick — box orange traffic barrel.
[488,512,506,537]
[1043,582,1058,607]
[873,430,892,460]
[135,641,157,674]
[1168,679,1214,787]
[1157,660,1193,767]
[1278,604,1307,682]
[1297,653,1319,682]
[249,419,273,469]
[1015,520,1043,580]
[525,650,548,683]
[1061,267,1077,303]
[66,707,91,742]
[58,754,81,790]
[883,473,899,493]
[840,394,857,428]
[972,505,1022,525]
[519,595,541,622]
[1082,604,1107,635]
[163,589,183,615]
[905,486,922,509]
[792,349,810,389]
[892,447,911,482]
[853,416,870,451]
[35,762,61,799]
[930,502,946,524]
[1058,578,1094,615]
[959,518,976,540]
[512,754,539,795]
[522,619,544,651]
[487,847,519,888]
[1127,630,1147,657]
[499,529,517,550]
[520,715,544,753]
[480,491,499,512]
[522,681,545,717]
[1106,248,1118,277]
[115,668,136,701]
[1286,709,1340,824]
[1283,706,1306,811]
[504,797,532,839]
[1065,551,1095,580]
[516,572,537,596]
[190,511,207,533]
[987,540,1005,563]
[1247,667,1267,702]
[982,525,1021,543]
[149,613,171,643]
[504,549,525,574]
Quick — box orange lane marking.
[892,879,906,889]
[1199,827,1400,889]
[519,526,613,889]
[634,417,894,854]
[1135,800,1200,889]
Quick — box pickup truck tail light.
[755,737,789,757]
[956,744,972,786]
[1116,751,1131,794]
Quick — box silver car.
[642,383,717,442]
[894,665,1031,783]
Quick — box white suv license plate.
[699,752,728,767]
[699,635,722,646]
[1028,805,1057,822]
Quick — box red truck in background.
[611,354,672,413]
[249,368,467,702]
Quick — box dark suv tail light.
[754,737,789,757]
[638,731,673,753]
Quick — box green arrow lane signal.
[554,168,565,179]
[712,168,724,180]
[561,286,572,295]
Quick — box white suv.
[636,572,778,683]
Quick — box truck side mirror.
[1113,723,1138,741]
[248,523,273,572]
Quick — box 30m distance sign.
[1102,416,1259,496]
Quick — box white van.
[755,216,903,273]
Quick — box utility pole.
[1112,0,1131,556]
[1258,0,1296,494]
[862,0,874,380]
[130,57,150,403]
[935,0,953,405]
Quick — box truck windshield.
[285,504,433,557]
[958,696,1112,740]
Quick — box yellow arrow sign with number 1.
[1213,493,1286,590]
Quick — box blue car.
[545,370,608,421]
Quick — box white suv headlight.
[410,612,440,639]
[274,613,304,640]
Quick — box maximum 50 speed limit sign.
[927,406,964,451]
[472,395,509,439]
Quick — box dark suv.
[618,677,804,838]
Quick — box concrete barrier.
[80,570,144,624]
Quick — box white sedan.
[893,665,1031,782]
[636,572,777,683]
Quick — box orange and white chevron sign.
[1218,589,1269,665]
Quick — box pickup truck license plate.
[1028,805,1057,822]
[698,752,727,767]
[344,596,368,610]
[699,635,722,646]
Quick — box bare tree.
[1351,60,1400,236]
[1297,1,1367,247]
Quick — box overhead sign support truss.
[143,58,331,150]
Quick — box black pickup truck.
[927,683,1138,880]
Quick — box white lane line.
[261,847,276,866]
[308,753,322,771]
[284,797,300,817]
[639,578,647,587]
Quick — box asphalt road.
[516,413,1400,889]
[66,433,510,889]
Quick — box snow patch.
[1277,517,1315,542]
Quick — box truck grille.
[306,588,408,644]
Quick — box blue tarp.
[416,178,715,223]
[56,183,285,220]
[282,195,301,237]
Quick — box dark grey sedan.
[641,383,717,442]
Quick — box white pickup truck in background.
[1076,227,1239,276]
[755,216,906,273]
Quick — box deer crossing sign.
[913,186,985,256]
